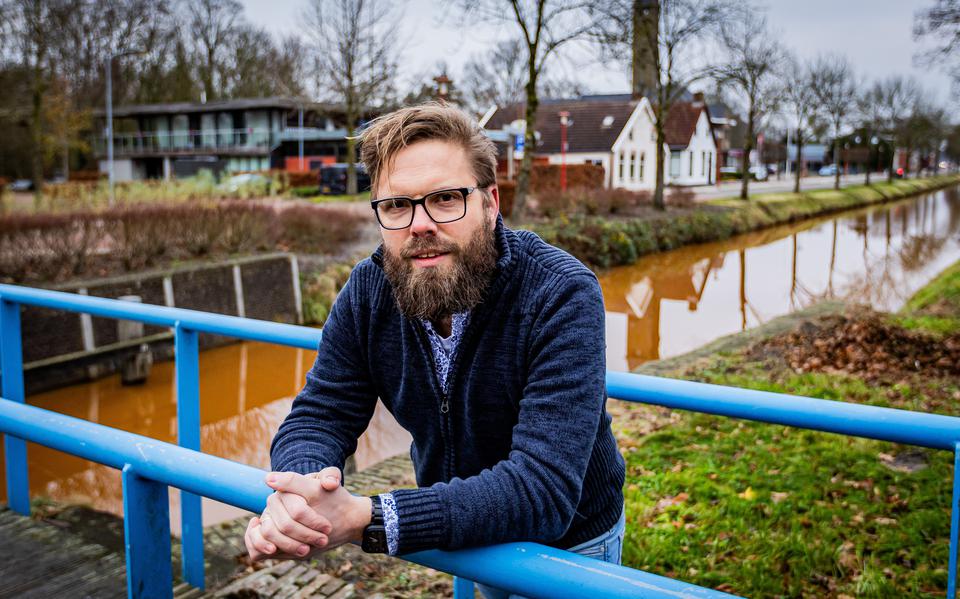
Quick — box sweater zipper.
[414,322,456,480]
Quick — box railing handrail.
[0,397,734,599]
[4,283,959,450]
[0,284,321,350]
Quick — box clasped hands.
[244,466,373,561]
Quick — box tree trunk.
[346,95,358,196]
[30,54,46,207]
[653,116,665,211]
[740,107,754,201]
[887,135,895,183]
[793,133,802,193]
[833,138,841,190]
[514,73,539,218]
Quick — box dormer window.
[602,115,614,128]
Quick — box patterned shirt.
[380,310,471,554]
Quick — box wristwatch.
[361,495,388,553]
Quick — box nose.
[409,203,438,237]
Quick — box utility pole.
[559,111,570,192]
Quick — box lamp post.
[558,111,570,192]
[105,49,143,207]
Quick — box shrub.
[533,187,652,218]
[530,163,605,192]
[276,205,365,254]
[289,185,321,198]
[666,186,696,208]
[301,262,354,325]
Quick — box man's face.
[376,139,500,320]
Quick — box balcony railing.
[92,128,280,157]
[1,282,959,598]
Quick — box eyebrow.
[376,185,466,200]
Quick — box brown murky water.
[2,187,959,528]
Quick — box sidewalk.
[691,173,872,201]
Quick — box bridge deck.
[0,453,417,598]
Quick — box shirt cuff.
[379,492,399,556]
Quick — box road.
[691,173,873,201]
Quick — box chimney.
[692,91,705,106]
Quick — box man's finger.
[315,466,342,491]
[265,470,324,497]
[245,516,277,559]
[277,491,333,535]
[266,493,330,548]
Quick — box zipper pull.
[440,397,449,414]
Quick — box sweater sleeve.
[270,275,378,477]
[388,273,608,553]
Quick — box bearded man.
[244,103,626,593]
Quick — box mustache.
[400,237,457,259]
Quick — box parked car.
[8,179,34,191]
[748,165,768,181]
[818,164,838,177]
[319,163,370,195]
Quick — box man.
[244,103,626,588]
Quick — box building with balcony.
[93,97,374,181]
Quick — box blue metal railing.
[1,283,959,597]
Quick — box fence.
[1,283,958,598]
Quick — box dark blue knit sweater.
[270,217,625,553]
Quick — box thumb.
[315,466,342,491]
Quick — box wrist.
[351,495,373,543]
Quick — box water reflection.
[599,189,960,371]
[0,340,412,531]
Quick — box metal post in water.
[0,298,28,515]
[175,324,204,589]
[122,464,173,599]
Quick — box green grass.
[530,174,960,270]
[618,358,954,597]
[304,192,370,204]
[896,261,960,336]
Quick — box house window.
[702,151,707,176]
[629,152,636,180]
[688,151,694,176]
[639,153,645,180]
[618,152,625,180]
[670,151,681,177]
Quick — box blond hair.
[358,102,497,197]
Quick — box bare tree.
[780,55,820,193]
[809,54,857,191]
[304,0,399,195]
[461,39,529,116]
[459,1,594,217]
[591,0,736,210]
[711,12,783,200]
[856,80,890,185]
[877,76,920,182]
[186,0,243,102]
[915,1,960,91]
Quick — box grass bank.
[612,261,960,597]
[529,175,960,269]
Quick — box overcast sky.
[240,0,953,104]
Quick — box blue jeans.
[477,509,627,599]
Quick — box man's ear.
[486,184,501,224]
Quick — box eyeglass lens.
[377,189,467,228]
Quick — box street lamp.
[105,49,143,207]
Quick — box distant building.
[486,93,718,189]
[92,97,379,180]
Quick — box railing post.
[949,442,960,599]
[121,464,173,599]
[0,297,29,515]
[453,576,475,598]
[175,323,205,589]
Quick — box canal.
[2,186,959,529]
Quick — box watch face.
[362,525,388,554]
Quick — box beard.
[382,218,499,321]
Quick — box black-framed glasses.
[370,187,477,230]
